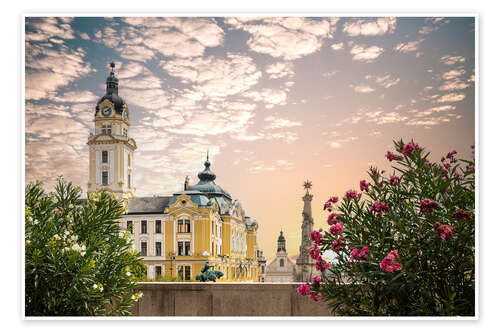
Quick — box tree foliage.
[25,178,145,316]
[298,140,475,316]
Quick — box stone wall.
[133,282,334,316]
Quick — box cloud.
[322,71,338,79]
[117,45,156,62]
[52,90,98,103]
[25,17,75,42]
[94,26,121,48]
[419,17,451,36]
[248,159,295,174]
[265,62,294,79]
[439,80,470,91]
[343,17,397,36]
[350,44,384,62]
[329,135,359,149]
[435,93,466,103]
[264,116,302,129]
[120,17,225,59]
[350,84,375,93]
[330,42,344,51]
[440,55,466,65]
[366,74,400,88]
[25,43,94,100]
[266,131,299,144]
[225,17,338,60]
[442,69,466,80]
[394,38,425,53]
[244,89,287,109]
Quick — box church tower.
[87,62,137,199]
[295,180,317,282]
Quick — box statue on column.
[296,180,316,282]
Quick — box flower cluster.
[315,258,330,272]
[297,283,311,296]
[386,151,402,162]
[131,292,144,302]
[323,196,338,211]
[92,282,104,292]
[389,175,400,186]
[403,142,420,156]
[345,189,361,201]
[370,200,388,217]
[350,246,369,261]
[310,229,323,246]
[466,164,475,172]
[435,222,454,240]
[309,246,321,260]
[360,180,370,192]
[327,212,341,225]
[420,199,440,213]
[331,236,345,251]
[446,150,457,159]
[452,209,472,221]
[329,222,344,236]
[380,250,402,272]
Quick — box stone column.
[296,193,315,282]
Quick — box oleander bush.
[25,178,146,316]
[298,140,475,316]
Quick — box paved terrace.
[133,282,334,317]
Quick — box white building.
[264,231,296,282]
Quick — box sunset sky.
[25,16,475,259]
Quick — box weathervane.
[303,180,312,195]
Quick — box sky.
[25,16,475,259]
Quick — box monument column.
[295,180,317,282]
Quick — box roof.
[169,191,212,207]
[126,196,172,214]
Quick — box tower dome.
[186,152,232,200]
[277,230,286,252]
[95,61,126,115]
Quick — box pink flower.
[380,249,402,272]
[360,180,370,192]
[420,199,440,213]
[386,151,402,162]
[315,258,329,272]
[323,196,338,211]
[350,246,370,261]
[327,212,341,225]
[403,141,420,156]
[434,222,454,240]
[309,246,321,260]
[466,164,475,172]
[389,175,400,186]
[345,189,361,201]
[310,229,323,246]
[370,201,388,217]
[297,283,311,296]
[446,150,457,159]
[329,222,344,236]
[312,275,322,287]
[309,292,323,302]
[331,236,345,251]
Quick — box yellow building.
[87,63,261,282]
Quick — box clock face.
[123,109,129,121]
[102,106,112,117]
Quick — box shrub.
[25,178,146,316]
[298,140,475,316]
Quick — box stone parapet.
[133,282,334,316]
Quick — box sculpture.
[195,261,223,282]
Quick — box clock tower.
[87,62,137,199]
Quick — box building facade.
[87,64,262,282]
[264,231,296,282]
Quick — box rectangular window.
[155,242,162,256]
[155,220,161,233]
[123,128,127,137]
[184,241,191,256]
[141,242,147,256]
[155,266,162,279]
[178,242,183,256]
[102,150,108,163]
[101,126,106,134]
[185,220,191,233]
[184,266,191,281]
[178,266,184,280]
[141,220,147,234]
[127,174,131,188]
[177,220,184,233]
[102,171,108,185]
[106,125,111,135]
[127,221,133,234]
